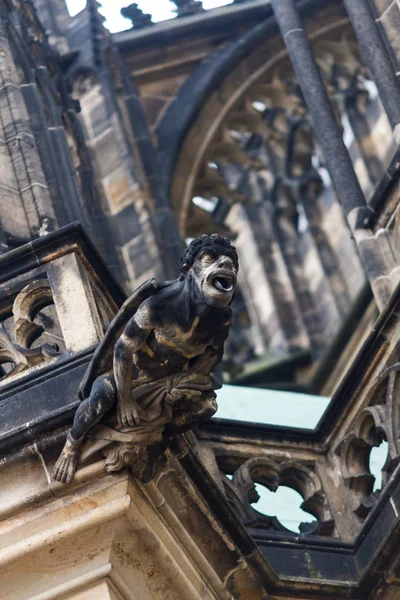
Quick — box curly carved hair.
[179,234,238,274]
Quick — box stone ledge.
[0,442,264,600]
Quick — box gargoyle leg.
[53,375,116,484]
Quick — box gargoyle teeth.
[213,276,234,292]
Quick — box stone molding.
[0,442,264,599]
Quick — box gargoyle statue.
[53,234,238,484]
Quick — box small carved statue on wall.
[53,234,238,484]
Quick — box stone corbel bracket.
[0,222,123,390]
[0,438,268,600]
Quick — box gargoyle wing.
[78,278,171,400]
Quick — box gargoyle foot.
[53,433,81,484]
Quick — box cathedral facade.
[0,0,400,598]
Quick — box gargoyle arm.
[113,303,153,427]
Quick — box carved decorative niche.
[0,227,120,388]
[0,279,62,381]
[222,457,335,537]
[337,361,400,519]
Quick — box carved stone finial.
[171,0,205,18]
[120,3,153,29]
[53,234,238,485]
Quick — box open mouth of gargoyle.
[211,274,235,293]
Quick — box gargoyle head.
[179,234,238,308]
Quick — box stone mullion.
[244,202,309,352]
[273,200,325,356]
[300,183,352,319]
[307,222,350,317]
[226,203,292,353]
[230,140,310,351]
[235,271,270,353]
[345,93,385,188]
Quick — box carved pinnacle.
[171,0,205,17]
[121,3,153,29]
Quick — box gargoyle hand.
[117,397,141,428]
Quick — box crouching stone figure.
[53,234,238,484]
